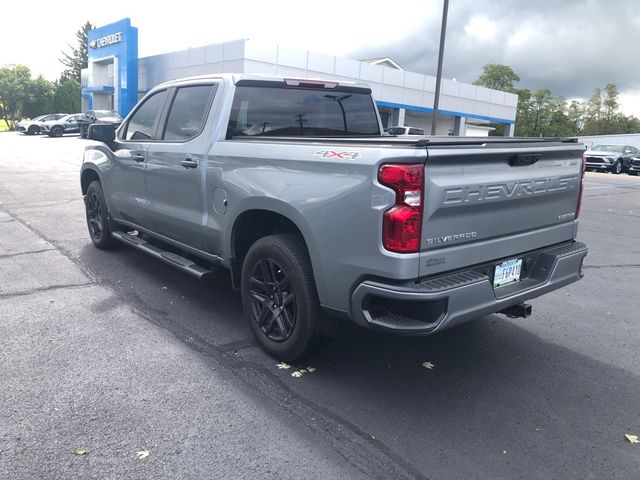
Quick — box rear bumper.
[350,241,588,334]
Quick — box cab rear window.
[227,85,380,138]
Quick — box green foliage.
[0,65,82,128]
[60,21,93,83]
[473,64,640,137]
[472,64,520,93]
[0,65,32,129]
[53,78,81,114]
[23,76,55,118]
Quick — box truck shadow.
[75,241,639,479]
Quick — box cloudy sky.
[3,0,639,115]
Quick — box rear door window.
[123,90,169,140]
[227,85,380,138]
[162,85,216,141]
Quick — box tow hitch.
[500,302,532,319]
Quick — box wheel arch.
[80,167,101,195]
[227,201,326,301]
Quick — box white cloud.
[464,16,497,43]
[619,91,640,118]
[507,26,536,49]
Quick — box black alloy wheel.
[27,125,39,135]
[241,234,336,361]
[51,126,64,137]
[86,191,104,241]
[247,258,296,342]
[84,180,118,249]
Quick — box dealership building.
[82,18,518,136]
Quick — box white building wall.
[136,38,517,132]
[576,133,640,149]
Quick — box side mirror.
[88,123,116,143]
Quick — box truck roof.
[153,73,373,93]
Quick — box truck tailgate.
[419,141,585,277]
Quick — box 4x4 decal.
[314,150,361,160]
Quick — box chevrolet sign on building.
[89,32,123,49]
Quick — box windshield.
[592,144,624,152]
[228,85,380,138]
[95,111,122,119]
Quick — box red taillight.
[576,153,586,219]
[378,164,424,253]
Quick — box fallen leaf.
[276,362,291,370]
[306,367,316,373]
[422,361,435,370]
[625,434,640,444]
[74,449,89,456]
[136,450,149,459]
[291,370,303,378]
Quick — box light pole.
[430,0,449,136]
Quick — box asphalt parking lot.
[1,132,639,480]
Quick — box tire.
[241,234,336,361]
[27,125,39,135]
[84,181,118,249]
[612,160,622,175]
[51,125,64,137]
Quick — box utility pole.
[430,0,449,135]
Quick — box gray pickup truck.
[81,74,588,360]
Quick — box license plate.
[493,258,522,288]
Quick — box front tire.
[27,125,39,135]
[612,160,622,174]
[84,181,118,249]
[241,234,335,361]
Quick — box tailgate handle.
[509,154,541,166]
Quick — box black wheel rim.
[86,192,103,240]
[248,258,296,342]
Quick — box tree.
[0,65,32,129]
[53,77,81,113]
[472,64,520,93]
[566,100,586,135]
[60,21,94,83]
[22,76,55,119]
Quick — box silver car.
[16,114,66,135]
[39,114,84,137]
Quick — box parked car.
[584,144,640,174]
[80,74,587,361]
[16,114,66,135]
[385,126,425,136]
[39,114,84,137]
[627,155,640,176]
[78,110,123,138]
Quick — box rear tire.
[84,181,118,250]
[51,125,64,137]
[241,234,336,361]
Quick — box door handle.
[132,153,145,162]
[180,158,198,169]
